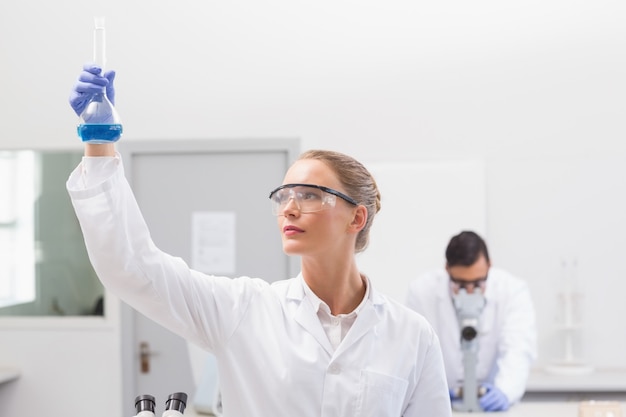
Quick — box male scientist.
[406,231,537,412]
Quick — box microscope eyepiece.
[461,325,478,341]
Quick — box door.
[118,139,300,413]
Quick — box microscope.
[134,392,188,417]
[451,288,487,412]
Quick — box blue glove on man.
[449,388,458,402]
[69,62,116,116]
[479,383,510,412]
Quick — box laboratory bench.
[455,401,625,416]
[526,367,626,393]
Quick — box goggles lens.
[449,275,488,293]
[269,183,357,215]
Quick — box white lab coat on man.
[406,268,536,405]
[66,155,452,417]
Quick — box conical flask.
[77,17,123,144]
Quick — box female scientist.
[66,63,451,417]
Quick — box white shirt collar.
[301,274,370,317]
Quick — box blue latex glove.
[69,62,116,116]
[449,388,458,402]
[479,383,510,412]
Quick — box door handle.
[139,341,159,374]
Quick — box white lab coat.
[405,268,537,405]
[66,155,452,417]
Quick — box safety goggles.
[269,183,358,216]
[449,275,488,293]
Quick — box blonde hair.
[297,150,381,253]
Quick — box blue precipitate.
[77,123,123,144]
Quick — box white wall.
[357,159,487,303]
[1,1,625,416]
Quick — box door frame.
[117,138,300,412]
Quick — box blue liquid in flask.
[77,123,123,144]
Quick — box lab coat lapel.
[436,285,459,347]
[480,286,495,335]
[437,283,464,384]
[288,279,335,356]
[294,301,334,356]
[333,296,382,358]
